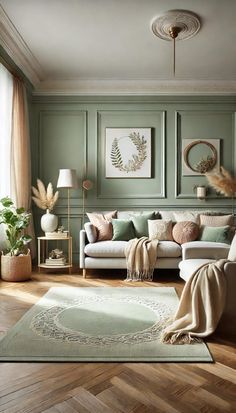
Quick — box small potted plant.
[0,197,32,281]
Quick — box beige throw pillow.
[200,214,234,227]
[148,220,173,241]
[174,211,199,224]
[87,211,117,241]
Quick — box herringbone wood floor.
[0,269,235,413]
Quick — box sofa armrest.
[80,229,87,269]
[182,241,230,260]
[224,262,236,278]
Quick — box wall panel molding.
[175,110,235,199]
[96,110,166,199]
[38,109,87,201]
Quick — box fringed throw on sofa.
[125,237,159,281]
[161,259,227,344]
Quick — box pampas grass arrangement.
[32,179,59,211]
[206,166,236,197]
[206,166,236,214]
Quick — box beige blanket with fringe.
[125,237,159,281]
[161,259,228,344]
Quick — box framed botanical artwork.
[182,138,220,176]
[105,128,151,178]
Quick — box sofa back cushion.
[160,210,201,223]
[228,232,236,261]
[173,211,199,224]
[172,221,199,244]
[131,212,155,237]
[148,220,173,241]
[200,214,234,227]
[112,219,135,241]
[199,225,230,244]
[87,210,117,241]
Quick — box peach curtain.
[11,77,36,258]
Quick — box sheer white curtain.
[0,64,13,249]
[0,64,35,256]
[0,63,13,198]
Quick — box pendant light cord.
[173,36,176,76]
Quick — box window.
[0,63,13,198]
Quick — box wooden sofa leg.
[83,269,86,278]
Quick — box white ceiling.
[1,0,236,95]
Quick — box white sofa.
[179,240,236,335]
[79,210,232,278]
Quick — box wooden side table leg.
[38,238,40,273]
[68,237,72,274]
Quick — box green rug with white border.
[0,287,213,362]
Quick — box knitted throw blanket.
[161,259,228,344]
[125,237,159,281]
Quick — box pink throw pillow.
[87,211,117,241]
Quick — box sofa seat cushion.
[85,241,127,258]
[84,240,181,258]
[157,241,181,257]
[179,259,215,282]
[182,241,230,260]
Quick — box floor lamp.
[57,169,78,235]
[82,179,93,226]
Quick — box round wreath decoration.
[183,140,217,174]
[110,132,147,173]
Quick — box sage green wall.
[31,96,236,263]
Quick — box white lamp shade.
[57,169,78,189]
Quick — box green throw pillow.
[199,225,230,244]
[132,212,155,238]
[112,219,135,241]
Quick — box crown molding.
[1,4,236,97]
[34,78,236,96]
[0,5,44,87]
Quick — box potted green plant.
[0,197,32,281]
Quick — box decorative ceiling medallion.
[151,10,201,41]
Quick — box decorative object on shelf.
[49,248,65,259]
[182,139,220,176]
[47,249,66,266]
[82,179,93,226]
[151,10,201,76]
[45,231,68,238]
[206,166,236,213]
[32,179,59,233]
[106,128,151,178]
[0,197,32,281]
[57,225,64,233]
[193,185,207,200]
[57,169,78,235]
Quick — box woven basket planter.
[1,252,32,282]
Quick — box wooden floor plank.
[72,387,119,413]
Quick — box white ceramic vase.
[41,209,58,233]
